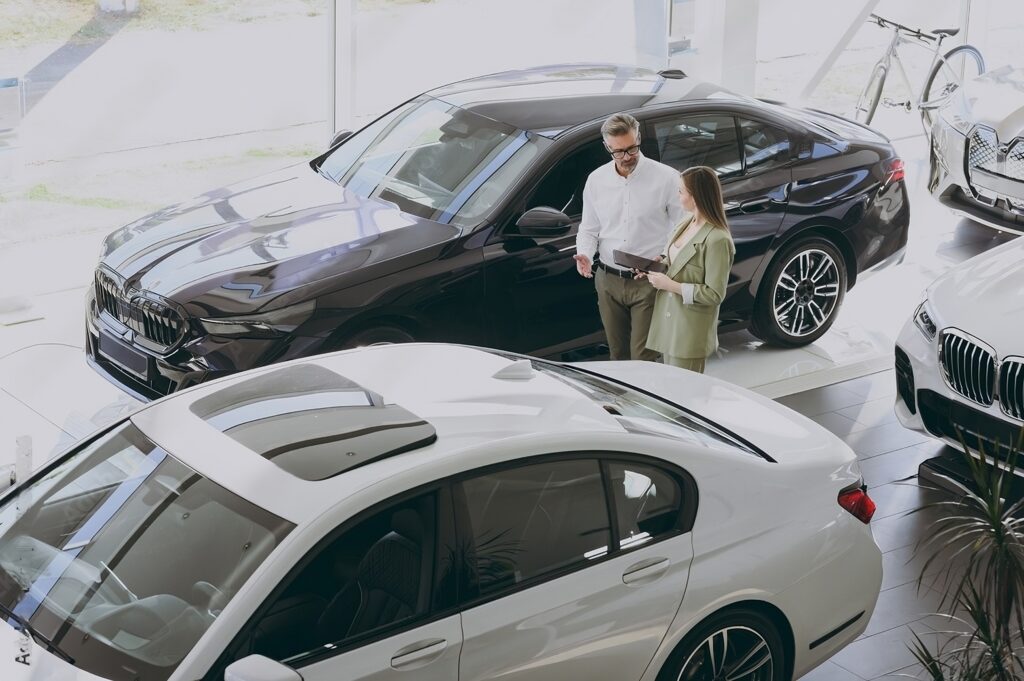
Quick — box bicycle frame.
[872,24,947,111]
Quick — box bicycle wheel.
[854,64,887,125]
[921,44,985,130]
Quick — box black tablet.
[612,249,667,273]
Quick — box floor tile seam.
[829,659,870,680]
[858,615,944,643]
[0,385,74,438]
[856,438,932,460]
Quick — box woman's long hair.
[681,166,730,231]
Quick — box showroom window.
[650,114,742,177]
[607,461,686,550]
[241,492,443,664]
[459,459,611,598]
[738,117,791,173]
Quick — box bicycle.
[854,13,984,133]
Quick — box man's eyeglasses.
[608,144,641,160]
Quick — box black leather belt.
[596,262,633,279]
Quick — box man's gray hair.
[601,113,640,139]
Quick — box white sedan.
[0,344,881,681]
[896,237,1024,457]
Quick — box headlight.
[200,300,316,339]
[937,92,974,135]
[913,298,937,340]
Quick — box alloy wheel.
[772,248,840,338]
[677,625,774,681]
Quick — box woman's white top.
[667,220,705,301]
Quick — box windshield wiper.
[0,601,76,665]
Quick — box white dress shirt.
[576,153,685,271]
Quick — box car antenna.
[492,359,535,381]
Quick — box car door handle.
[739,199,770,213]
[390,639,448,669]
[622,557,670,585]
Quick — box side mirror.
[515,206,572,237]
[330,129,354,148]
[225,655,301,681]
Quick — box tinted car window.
[527,139,609,217]
[739,118,790,172]
[460,459,611,597]
[607,462,684,550]
[245,493,438,664]
[651,114,741,176]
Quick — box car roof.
[426,63,747,137]
[131,344,634,523]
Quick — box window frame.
[450,451,697,610]
[644,111,745,180]
[492,125,608,240]
[203,481,463,679]
[736,115,795,177]
[642,108,801,182]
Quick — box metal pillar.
[798,0,881,102]
[327,0,357,144]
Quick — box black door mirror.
[330,129,354,148]
[515,206,573,237]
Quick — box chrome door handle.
[390,639,447,669]
[740,199,770,213]
[622,557,670,585]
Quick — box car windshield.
[0,422,293,681]
[319,96,546,227]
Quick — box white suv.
[0,344,881,681]
[896,238,1024,456]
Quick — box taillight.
[884,157,905,184]
[838,486,876,524]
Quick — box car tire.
[339,325,415,349]
[751,237,847,348]
[657,608,786,681]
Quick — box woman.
[643,166,735,373]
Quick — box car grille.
[999,357,1024,421]
[1007,140,1024,187]
[967,127,998,175]
[94,269,186,349]
[939,329,996,406]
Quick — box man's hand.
[573,254,593,278]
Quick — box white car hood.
[576,361,854,467]
[963,66,1024,140]
[927,238,1024,352]
[0,621,107,681]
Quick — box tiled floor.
[778,370,967,681]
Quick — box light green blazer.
[646,219,736,359]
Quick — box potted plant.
[909,436,1024,680]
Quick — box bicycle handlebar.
[869,13,937,43]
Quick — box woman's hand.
[632,269,647,280]
[646,272,676,291]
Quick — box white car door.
[456,457,695,681]
[297,615,462,680]
[218,489,463,680]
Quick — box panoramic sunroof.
[189,364,436,481]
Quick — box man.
[574,113,685,361]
